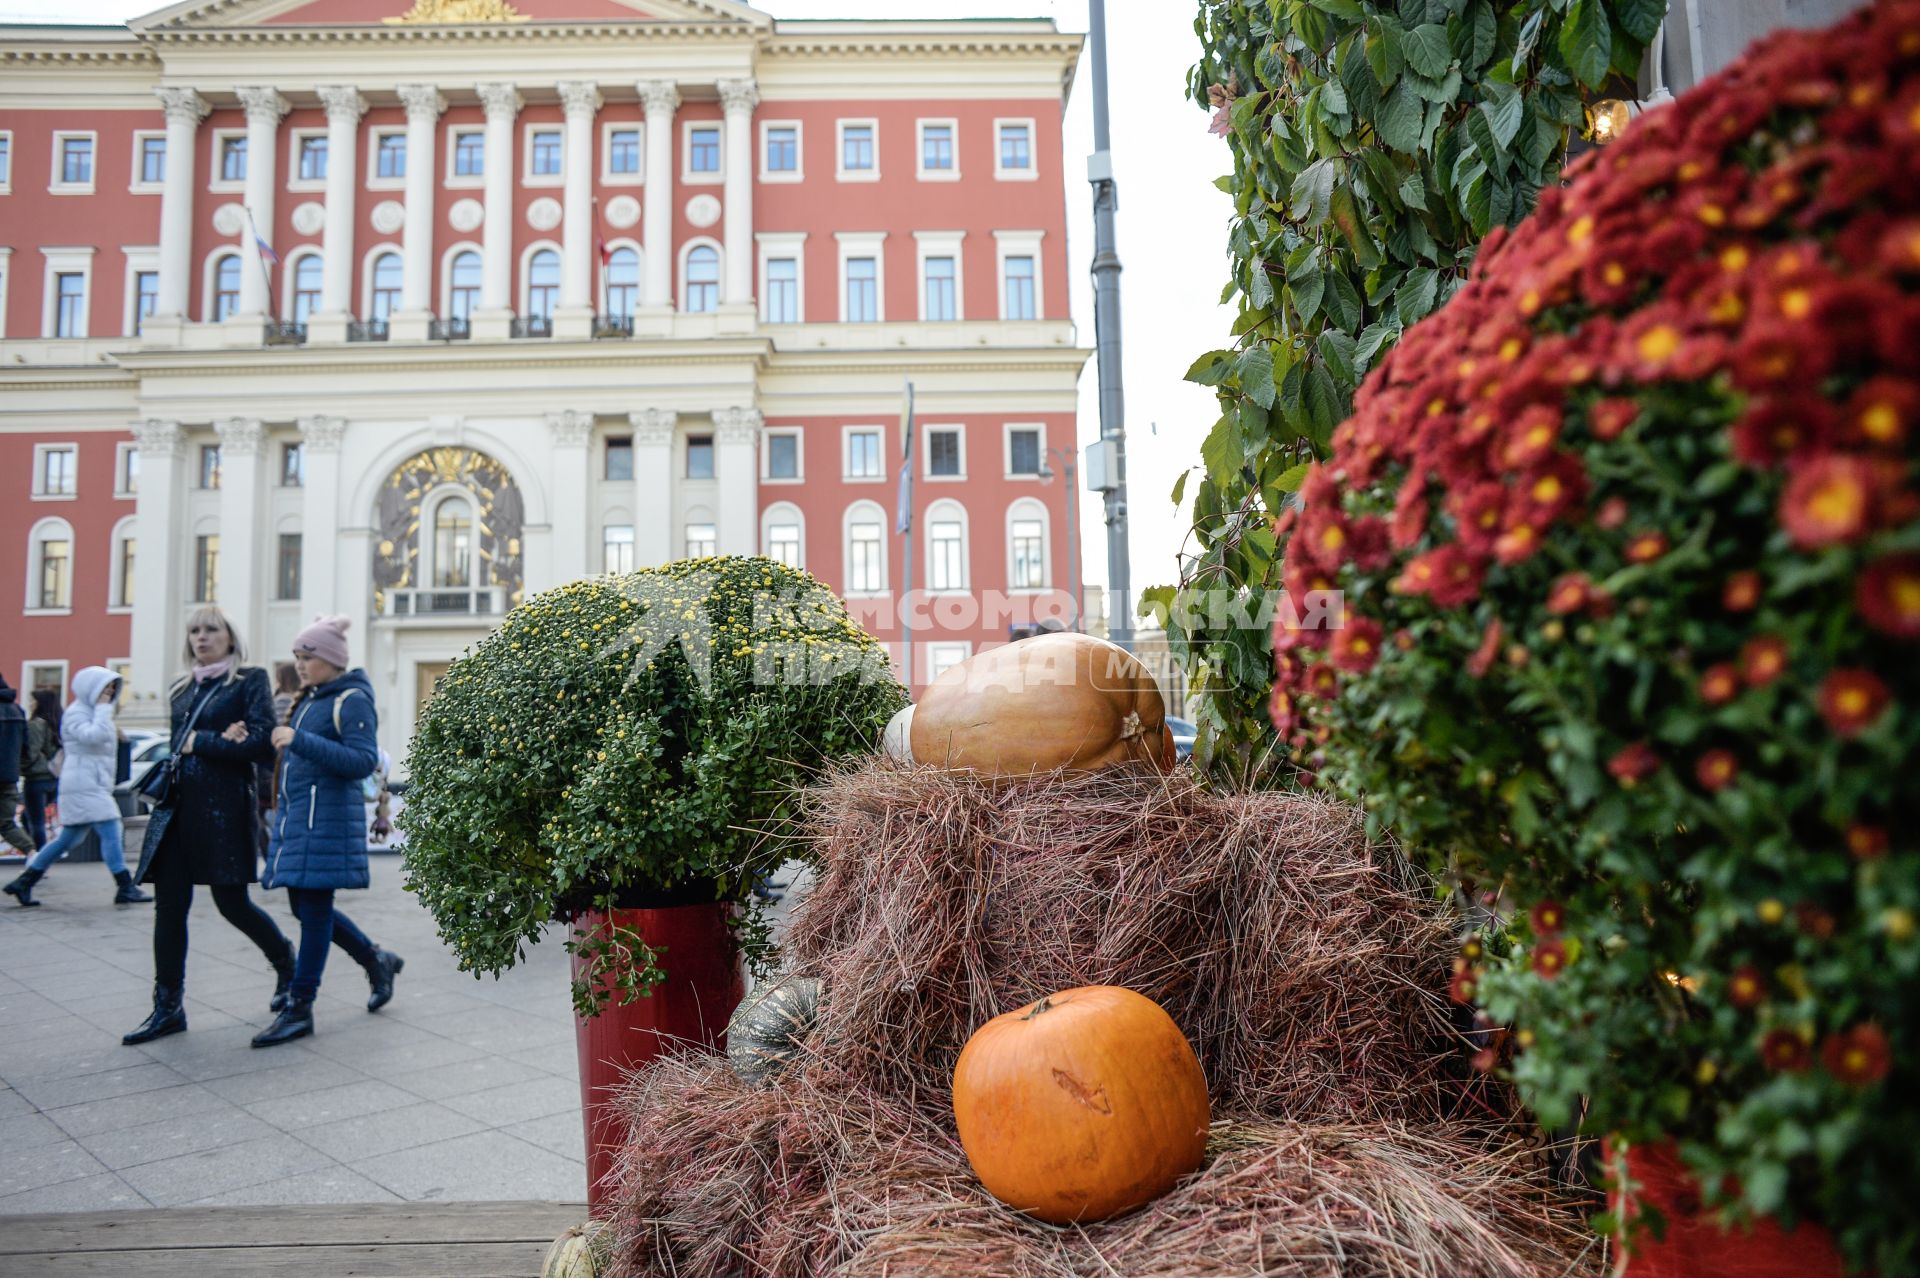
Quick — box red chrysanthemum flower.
[1304,663,1340,697]
[1448,482,1508,553]
[1821,1024,1893,1087]
[1795,902,1838,940]
[1625,531,1670,564]
[1499,404,1563,470]
[1726,965,1767,1010]
[1700,663,1742,706]
[1760,1027,1813,1073]
[1695,749,1740,791]
[1589,397,1641,441]
[1330,617,1384,674]
[1494,520,1542,566]
[1391,469,1432,550]
[1449,967,1480,1005]
[1608,741,1661,787]
[1844,375,1918,448]
[1466,618,1504,679]
[1529,900,1566,935]
[1857,553,1920,639]
[1741,635,1789,687]
[1268,686,1296,737]
[1519,455,1588,526]
[1780,454,1878,548]
[1531,938,1570,980]
[1723,571,1763,612]
[1595,496,1630,530]
[1729,396,1837,467]
[1877,218,1920,274]
[1846,823,1889,860]
[1818,668,1892,737]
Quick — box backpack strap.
[332,686,365,737]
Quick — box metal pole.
[896,379,915,690]
[1051,445,1084,632]
[1087,0,1132,648]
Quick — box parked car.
[1165,716,1196,763]
[114,733,171,816]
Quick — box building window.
[35,446,77,497]
[453,130,484,178]
[765,257,798,324]
[291,255,323,324]
[604,524,635,573]
[199,444,222,490]
[115,533,137,608]
[605,436,633,481]
[766,433,799,480]
[276,532,302,600]
[688,126,720,174]
[37,537,71,610]
[281,442,304,487]
[220,135,247,183]
[1008,426,1041,477]
[526,248,560,320]
[141,136,167,184]
[60,136,94,186]
[1004,255,1037,320]
[608,128,640,175]
[929,519,965,591]
[684,245,719,314]
[449,250,481,320]
[298,135,328,182]
[116,445,139,497]
[765,125,797,174]
[54,273,85,337]
[604,247,639,319]
[846,429,882,479]
[840,123,875,175]
[213,254,241,321]
[929,643,969,681]
[923,256,956,322]
[848,519,883,593]
[919,122,955,176]
[845,257,877,323]
[998,122,1033,174]
[686,434,714,479]
[767,522,800,568]
[370,251,402,321]
[928,427,963,478]
[685,522,717,558]
[1011,518,1045,589]
[530,129,562,177]
[194,534,219,603]
[134,270,159,335]
[0,134,10,189]
[376,132,406,180]
[433,498,473,587]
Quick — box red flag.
[596,233,610,266]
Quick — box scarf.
[192,658,233,684]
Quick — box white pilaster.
[393,84,446,342]
[628,408,675,569]
[637,80,679,318]
[215,418,268,644]
[718,78,758,312]
[313,87,366,345]
[298,416,346,622]
[151,90,208,343]
[712,406,761,557]
[556,81,601,340]
[130,420,184,712]
[475,82,522,341]
[546,411,594,582]
[236,88,289,323]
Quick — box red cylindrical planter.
[1611,1141,1847,1278]
[571,902,744,1214]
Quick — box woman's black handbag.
[138,686,213,810]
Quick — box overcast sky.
[2,0,1235,613]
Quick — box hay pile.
[602,763,1598,1277]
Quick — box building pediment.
[130,0,768,31]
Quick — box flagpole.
[244,205,276,319]
[896,378,916,691]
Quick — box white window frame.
[114,441,139,499]
[439,241,485,318]
[842,425,886,484]
[599,238,643,319]
[0,130,12,194]
[915,118,960,182]
[210,129,248,192]
[761,426,803,484]
[421,486,479,590]
[756,231,806,326]
[1006,497,1051,592]
[761,501,805,569]
[518,240,564,319]
[835,118,879,182]
[281,246,325,323]
[122,245,161,338]
[994,229,1047,322]
[913,230,966,323]
[600,119,644,186]
[927,641,972,683]
[368,127,408,191]
[994,117,1039,181]
[835,231,886,324]
[31,443,79,500]
[50,130,98,195]
[681,119,723,186]
[759,119,803,183]
[204,248,244,323]
[678,237,723,314]
[602,520,636,574]
[40,246,95,339]
[19,660,69,699]
[0,247,10,339]
[130,130,168,193]
[107,515,137,614]
[1003,422,1045,479]
[923,422,966,482]
[361,244,405,322]
[684,518,718,559]
[287,128,330,192]
[24,517,76,615]
[445,126,486,189]
[842,501,889,597]
[924,499,970,594]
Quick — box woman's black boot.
[123,985,187,1045]
[267,938,297,1013]
[112,871,152,905]
[364,949,404,1012]
[3,867,43,907]
[251,997,314,1048]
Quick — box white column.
[712,406,761,556]
[628,408,675,568]
[298,415,346,622]
[393,84,446,342]
[637,80,679,317]
[475,82,522,341]
[718,78,758,310]
[235,88,288,323]
[546,411,593,582]
[129,420,184,714]
[151,90,208,343]
[215,418,268,644]
[312,87,365,345]
[556,81,601,339]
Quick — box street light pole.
[1044,445,1084,632]
[1086,0,1132,648]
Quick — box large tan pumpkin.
[952,985,1210,1224]
[892,633,1172,777]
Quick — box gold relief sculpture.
[371,447,525,614]
[383,0,530,24]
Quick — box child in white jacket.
[3,667,153,908]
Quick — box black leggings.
[153,878,290,989]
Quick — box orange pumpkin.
[952,985,1209,1223]
[890,633,1172,777]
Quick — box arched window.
[762,502,804,570]
[290,254,323,324]
[604,247,640,319]
[684,244,719,313]
[925,499,969,593]
[211,254,241,322]
[431,495,474,588]
[108,517,137,611]
[448,250,482,321]
[1006,497,1050,590]
[26,517,76,612]
[369,251,402,321]
[526,249,561,320]
[843,501,887,596]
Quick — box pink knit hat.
[293,614,352,669]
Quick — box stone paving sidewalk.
[0,855,590,1213]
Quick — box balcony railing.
[591,314,634,339]
[384,586,504,618]
[509,315,553,339]
[263,320,307,346]
[347,319,389,343]
[429,317,471,342]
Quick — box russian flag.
[254,233,280,266]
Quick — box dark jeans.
[0,782,32,856]
[153,879,290,989]
[287,887,336,1003]
[24,779,55,849]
